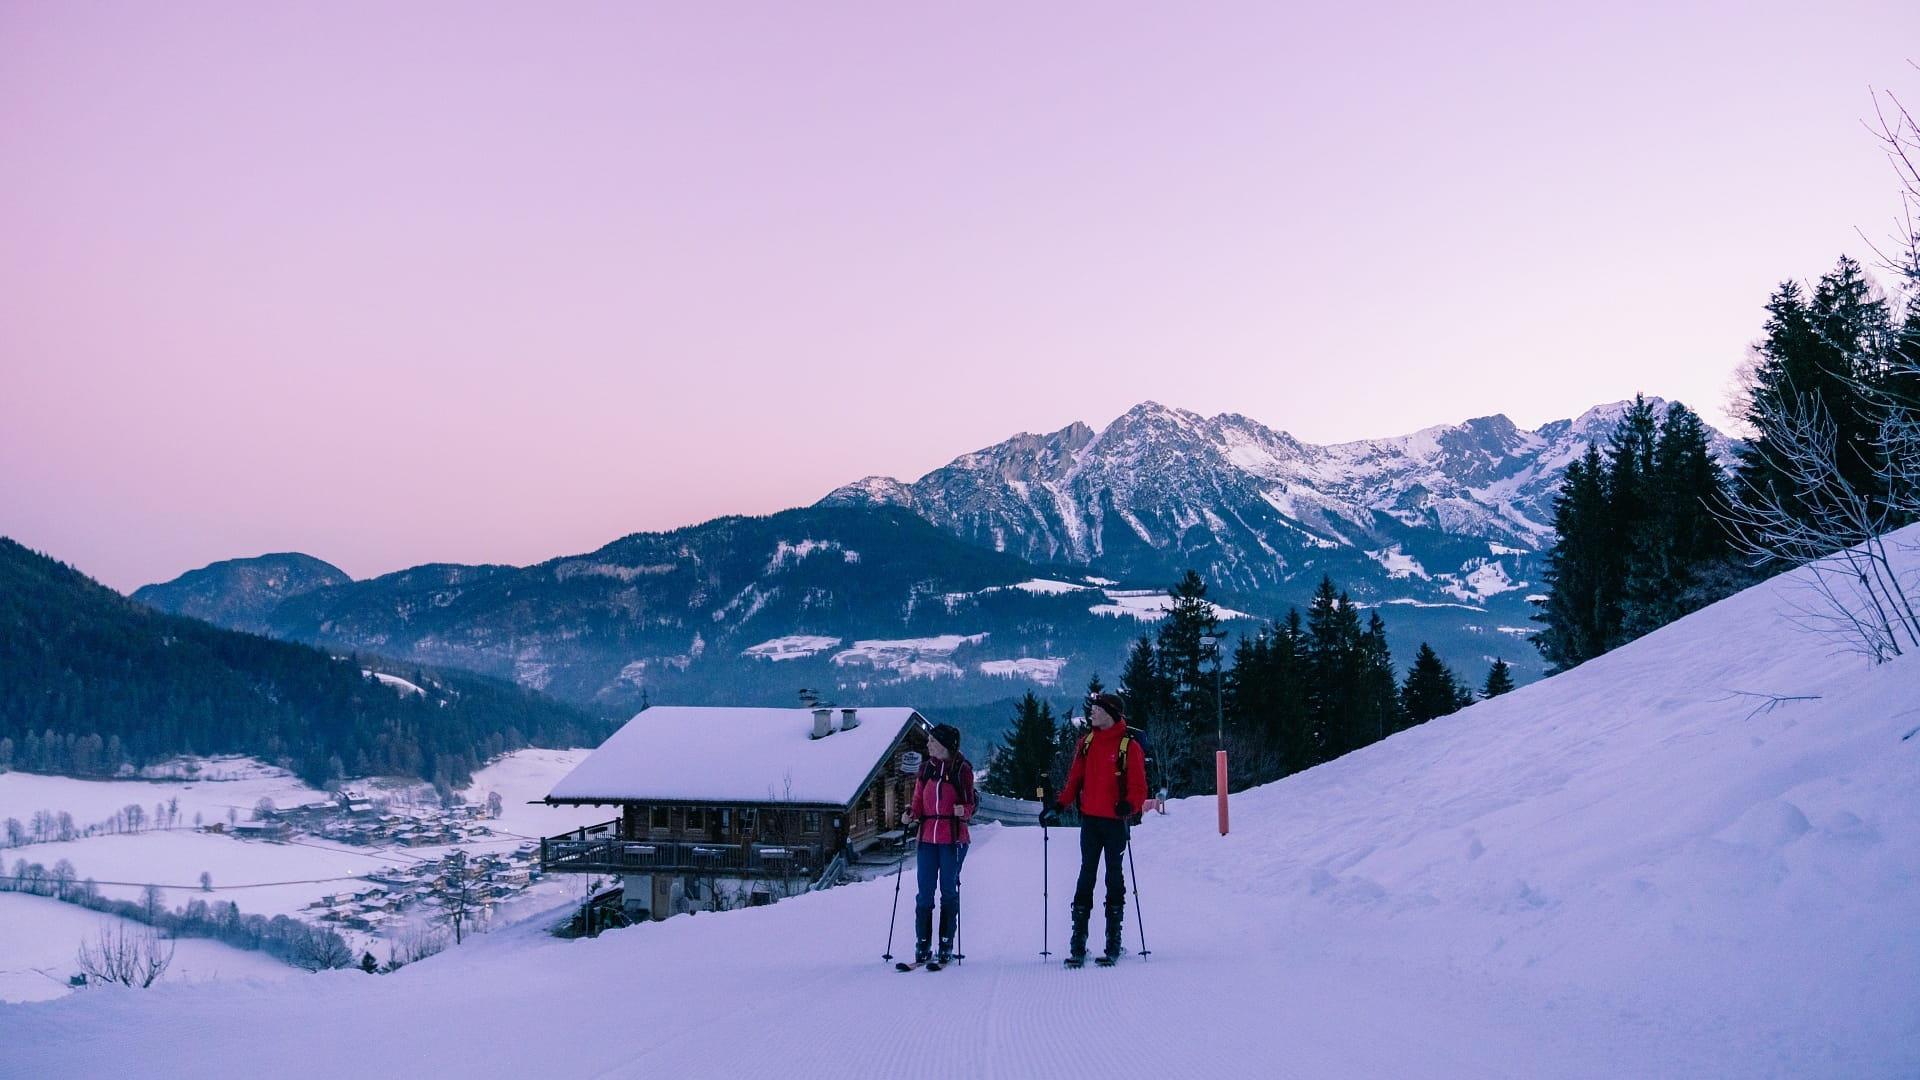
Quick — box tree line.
[985,571,1513,800]
[1532,82,1920,667]
[1533,257,1920,669]
[0,861,359,972]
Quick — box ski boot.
[1064,902,1092,968]
[913,906,933,966]
[933,902,958,968]
[1095,900,1125,966]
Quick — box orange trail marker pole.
[1216,750,1229,835]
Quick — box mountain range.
[129,399,1736,724]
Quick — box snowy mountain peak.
[817,397,1736,599]
[820,475,916,509]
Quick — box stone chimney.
[811,708,834,739]
[840,707,860,731]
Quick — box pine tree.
[1622,402,1738,635]
[983,691,1058,799]
[1533,443,1615,671]
[1400,643,1470,726]
[1736,258,1898,541]
[1480,658,1515,699]
[1303,577,1377,760]
[1358,611,1401,739]
[1148,570,1220,795]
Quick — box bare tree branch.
[75,922,175,988]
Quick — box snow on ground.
[461,749,603,842]
[5,531,1919,1077]
[135,755,293,781]
[0,765,332,838]
[365,671,426,696]
[1012,578,1098,595]
[741,634,843,661]
[1090,588,1253,622]
[0,750,609,1002]
[976,657,1069,684]
[1383,597,1486,611]
[1365,544,1431,580]
[830,634,987,678]
[1438,559,1523,602]
[766,538,853,572]
[0,893,296,1003]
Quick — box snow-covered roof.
[545,707,924,807]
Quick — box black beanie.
[929,723,961,754]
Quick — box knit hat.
[1087,693,1126,724]
[928,723,962,754]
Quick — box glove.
[1039,808,1059,827]
[1115,799,1134,819]
[901,812,917,828]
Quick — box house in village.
[540,706,929,921]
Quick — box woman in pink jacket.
[903,722,975,965]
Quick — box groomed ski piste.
[6,527,1918,1078]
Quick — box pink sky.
[4,2,1918,593]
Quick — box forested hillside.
[0,539,613,787]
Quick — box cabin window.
[686,808,704,831]
[803,811,822,834]
[718,809,731,833]
[650,806,670,830]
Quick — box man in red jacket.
[1049,692,1148,965]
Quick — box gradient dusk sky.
[4,3,1919,593]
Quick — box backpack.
[1076,726,1147,824]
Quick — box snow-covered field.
[1090,587,1254,621]
[0,748,609,1001]
[0,893,296,1003]
[4,529,1918,1077]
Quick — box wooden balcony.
[541,821,820,877]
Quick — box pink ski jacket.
[908,756,977,845]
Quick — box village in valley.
[258,792,544,937]
[0,749,611,1000]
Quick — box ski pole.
[881,844,906,962]
[1124,823,1150,957]
[1038,787,1051,958]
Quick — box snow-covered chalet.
[541,706,930,921]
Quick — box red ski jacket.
[909,755,976,845]
[1058,722,1148,820]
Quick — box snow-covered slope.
[6,528,1915,1079]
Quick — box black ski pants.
[1072,815,1128,909]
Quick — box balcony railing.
[541,823,819,877]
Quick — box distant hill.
[0,538,614,787]
[132,552,350,634]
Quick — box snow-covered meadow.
[4,528,1918,1077]
[0,749,609,1001]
